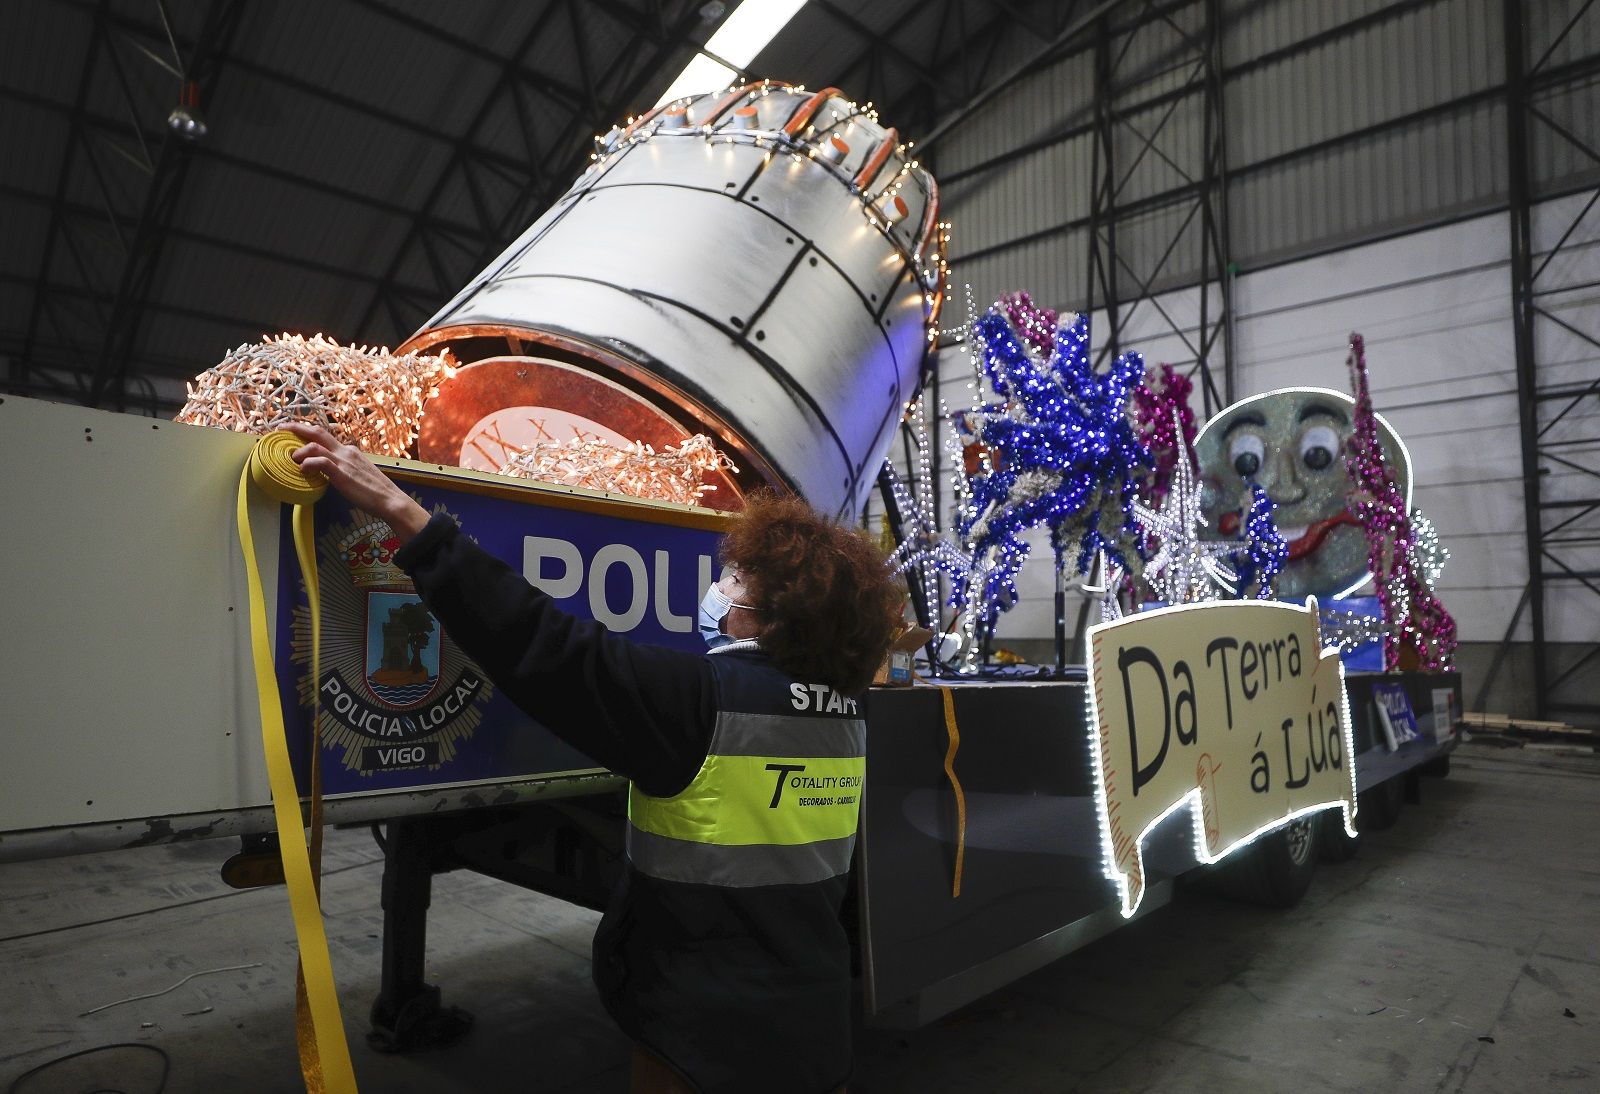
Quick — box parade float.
[0,79,1457,1074]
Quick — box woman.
[287,422,901,1093]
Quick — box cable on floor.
[7,1042,170,1094]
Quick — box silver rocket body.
[403,83,945,520]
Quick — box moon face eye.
[1229,433,1264,478]
[1300,424,1340,471]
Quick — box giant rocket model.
[398,81,946,520]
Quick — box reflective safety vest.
[626,657,867,887]
[596,649,866,1093]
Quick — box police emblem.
[293,504,494,774]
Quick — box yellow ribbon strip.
[237,431,357,1094]
[937,686,967,899]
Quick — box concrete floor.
[3,741,1596,1093]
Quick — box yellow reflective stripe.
[627,827,856,887]
[630,753,864,847]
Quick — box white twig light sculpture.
[176,333,454,457]
[498,433,737,507]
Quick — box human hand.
[283,422,430,543]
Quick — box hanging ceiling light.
[166,79,208,142]
[654,0,809,106]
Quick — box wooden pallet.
[1464,711,1598,741]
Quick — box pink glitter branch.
[1345,333,1457,671]
[1132,363,1197,506]
[998,291,1059,356]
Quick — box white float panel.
[0,396,275,833]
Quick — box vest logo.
[763,763,863,809]
[293,506,495,775]
[789,682,859,715]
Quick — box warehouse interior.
[5,0,1598,722]
[3,1,1599,1091]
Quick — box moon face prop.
[1195,387,1411,601]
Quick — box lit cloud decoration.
[956,309,1149,625]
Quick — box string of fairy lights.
[171,78,1458,672]
[886,297,1458,675]
[589,80,949,341]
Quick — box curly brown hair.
[719,490,902,694]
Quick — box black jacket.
[396,514,853,1093]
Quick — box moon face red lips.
[1283,510,1361,561]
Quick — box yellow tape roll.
[247,429,329,506]
[237,431,357,1093]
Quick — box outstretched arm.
[285,421,430,544]
[287,422,714,795]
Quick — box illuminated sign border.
[1083,596,1360,918]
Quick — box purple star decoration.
[958,309,1149,623]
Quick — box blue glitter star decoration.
[957,309,1150,622]
[1230,482,1288,599]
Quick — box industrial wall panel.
[1529,80,1600,198]
[942,133,1096,255]
[936,0,1533,283]
[1526,0,1600,71]
[1229,98,1505,268]
[1110,195,1210,299]
[1227,0,1500,166]
[916,208,1588,649]
[947,229,1090,327]
[1223,0,1401,63]
[1109,1,1209,104]
[1110,90,1207,210]
[937,48,1097,179]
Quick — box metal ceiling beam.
[340,0,591,111]
[507,1,712,238]
[914,0,1123,155]
[4,272,288,352]
[19,0,109,403]
[88,0,251,409]
[812,0,947,97]
[0,83,493,246]
[52,0,547,180]
[354,0,577,336]
[0,182,439,299]
[357,0,715,339]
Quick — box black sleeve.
[394,513,715,797]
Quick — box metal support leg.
[368,817,474,1052]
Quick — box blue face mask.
[697,575,758,652]
[698,580,753,650]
